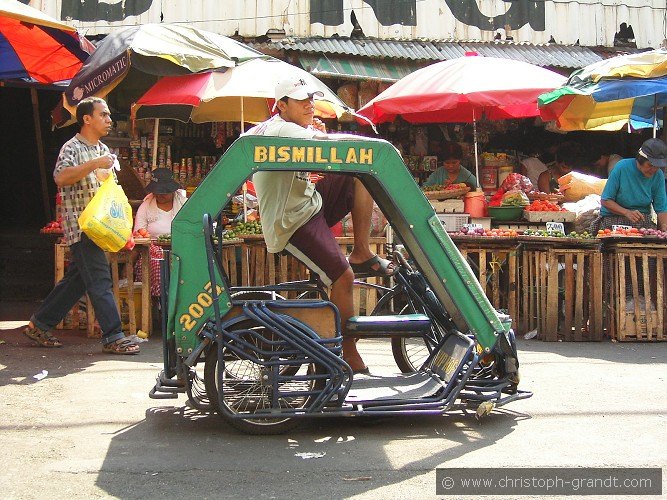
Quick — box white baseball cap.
[273,77,324,111]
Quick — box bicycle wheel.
[203,318,317,435]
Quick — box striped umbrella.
[539,49,667,132]
[0,0,93,83]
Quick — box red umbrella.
[357,53,566,184]
[357,53,566,124]
[0,0,93,83]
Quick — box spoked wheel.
[391,335,438,373]
[186,365,212,411]
[203,319,318,435]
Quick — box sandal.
[23,325,63,348]
[103,338,140,355]
[350,255,397,277]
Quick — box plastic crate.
[437,213,469,232]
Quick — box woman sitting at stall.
[134,168,187,299]
[423,142,477,191]
[597,138,667,231]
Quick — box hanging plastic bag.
[558,172,607,202]
[78,175,133,252]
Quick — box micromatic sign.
[253,145,373,165]
[66,52,129,105]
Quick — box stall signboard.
[546,222,565,235]
[36,1,665,49]
[612,225,633,231]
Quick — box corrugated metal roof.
[298,54,421,82]
[248,37,648,70]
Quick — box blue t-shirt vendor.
[423,142,477,191]
[598,138,667,232]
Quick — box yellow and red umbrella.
[132,58,350,125]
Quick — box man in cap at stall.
[244,77,396,374]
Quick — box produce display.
[523,228,594,239]
[40,220,63,233]
[524,200,567,212]
[498,173,533,193]
[223,220,263,239]
[156,234,171,244]
[527,191,564,202]
[451,227,519,238]
[597,227,667,239]
[422,182,468,192]
[133,228,151,238]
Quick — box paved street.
[0,302,665,499]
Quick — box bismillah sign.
[31,0,666,49]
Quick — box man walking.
[23,97,139,354]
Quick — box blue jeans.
[31,234,125,346]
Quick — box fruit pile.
[156,234,171,244]
[523,228,594,239]
[453,227,519,238]
[41,220,63,233]
[422,182,467,192]
[223,220,263,239]
[524,200,566,212]
[132,228,151,239]
[597,227,667,239]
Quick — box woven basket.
[424,187,470,200]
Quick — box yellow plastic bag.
[78,175,133,252]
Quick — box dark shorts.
[285,174,355,285]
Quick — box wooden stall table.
[602,238,666,341]
[53,241,151,337]
[519,236,603,341]
[236,235,387,313]
[450,235,519,331]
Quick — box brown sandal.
[103,338,140,355]
[23,326,63,348]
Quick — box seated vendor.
[597,138,667,231]
[423,142,477,191]
[537,141,583,193]
[134,168,187,299]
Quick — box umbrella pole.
[241,97,245,133]
[31,88,52,221]
[152,118,160,169]
[653,95,658,139]
[472,110,481,192]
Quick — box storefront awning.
[298,54,421,83]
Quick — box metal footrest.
[346,313,431,338]
[149,370,186,399]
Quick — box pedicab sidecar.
[149,135,531,434]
